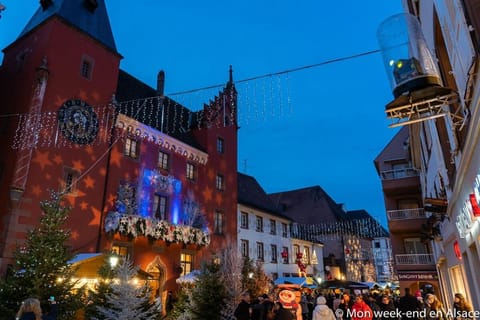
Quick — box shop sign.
[453,240,462,260]
[397,272,438,281]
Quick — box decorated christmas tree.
[0,191,83,319]
[95,256,158,320]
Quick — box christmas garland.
[104,211,210,246]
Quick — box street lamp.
[109,253,119,269]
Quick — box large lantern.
[377,13,458,127]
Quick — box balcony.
[380,168,419,180]
[380,168,421,196]
[395,254,434,265]
[387,208,427,220]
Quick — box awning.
[274,276,317,288]
[68,253,103,265]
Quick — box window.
[214,210,224,235]
[124,137,139,159]
[256,216,263,232]
[158,151,169,170]
[180,253,193,277]
[153,194,168,220]
[256,242,264,261]
[216,174,225,191]
[217,137,224,153]
[404,238,428,254]
[304,247,310,264]
[270,219,276,235]
[186,163,196,181]
[282,247,289,264]
[240,212,249,229]
[293,245,300,260]
[80,56,94,79]
[241,240,249,258]
[63,167,80,194]
[282,223,288,237]
[111,243,130,257]
[271,244,278,263]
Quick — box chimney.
[157,70,165,96]
[40,0,53,10]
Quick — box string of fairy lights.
[6,47,382,151]
[7,49,389,234]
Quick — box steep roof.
[115,69,204,150]
[237,173,289,219]
[346,209,389,237]
[268,186,348,224]
[18,0,117,53]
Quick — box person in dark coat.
[262,294,276,320]
[16,297,58,320]
[251,297,265,320]
[235,292,252,320]
[378,294,397,320]
[398,288,421,320]
[274,301,295,320]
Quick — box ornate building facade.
[0,0,238,307]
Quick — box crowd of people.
[234,287,475,320]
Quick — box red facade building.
[0,0,237,296]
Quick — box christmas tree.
[189,260,228,320]
[0,191,83,319]
[95,256,158,320]
[241,257,272,299]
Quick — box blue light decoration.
[139,168,182,222]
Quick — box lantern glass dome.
[377,13,442,98]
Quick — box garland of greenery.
[104,211,210,246]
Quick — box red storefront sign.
[469,193,480,216]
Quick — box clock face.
[58,99,99,145]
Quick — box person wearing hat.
[312,296,336,320]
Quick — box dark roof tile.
[238,173,290,219]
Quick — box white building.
[237,173,324,282]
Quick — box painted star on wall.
[82,175,95,189]
[32,149,52,171]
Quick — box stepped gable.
[115,69,204,151]
[17,0,118,53]
[238,173,290,219]
[269,186,348,224]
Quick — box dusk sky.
[0,1,404,228]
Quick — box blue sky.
[0,1,404,228]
